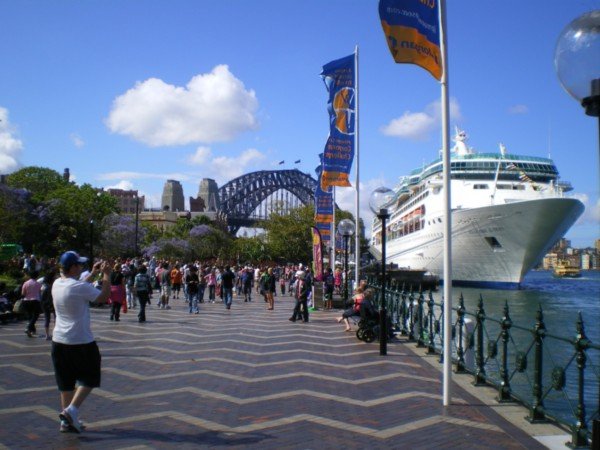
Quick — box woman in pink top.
[21,271,42,337]
[205,269,217,303]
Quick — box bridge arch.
[218,169,317,234]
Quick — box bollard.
[498,300,513,403]
[526,304,547,423]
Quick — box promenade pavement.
[0,291,565,449]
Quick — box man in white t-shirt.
[51,251,111,433]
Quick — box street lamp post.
[337,219,355,306]
[134,195,140,257]
[370,187,395,356]
[554,9,600,448]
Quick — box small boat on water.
[553,260,582,278]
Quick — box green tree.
[6,166,68,203]
[263,204,315,263]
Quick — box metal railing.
[367,277,599,448]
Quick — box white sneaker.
[59,408,82,433]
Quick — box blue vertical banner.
[378,0,442,80]
[314,155,334,224]
[315,157,334,244]
[320,53,355,189]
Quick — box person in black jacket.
[289,271,309,323]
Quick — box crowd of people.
[1,254,329,332]
[0,249,370,434]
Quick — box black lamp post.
[555,11,600,149]
[134,195,140,256]
[370,187,395,356]
[337,219,355,305]
[555,9,600,448]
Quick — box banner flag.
[312,227,324,281]
[314,156,334,224]
[294,159,301,164]
[278,160,285,165]
[378,0,442,80]
[320,53,355,189]
[315,222,331,243]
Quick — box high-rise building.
[198,178,220,211]
[161,180,185,212]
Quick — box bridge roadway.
[0,293,562,449]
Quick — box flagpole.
[439,0,453,407]
[332,187,336,269]
[354,45,360,288]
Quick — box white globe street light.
[369,187,394,356]
[555,10,600,117]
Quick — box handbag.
[13,299,25,314]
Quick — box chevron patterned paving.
[0,294,546,449]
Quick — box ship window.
[473,184,489,189]
[485,236,504,252]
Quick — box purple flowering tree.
[101,213,146,258]
[142,237,191,260]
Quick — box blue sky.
[1,0,598,247]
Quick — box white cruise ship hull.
[381,198,584,288]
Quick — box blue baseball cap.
[59,251,88,269]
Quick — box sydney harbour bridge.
[190,169,318,234]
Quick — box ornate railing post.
[438,298,445,364]
[427,290,436,354]
[417,288,426,348]
[527,304,547,423]
[407,288,416,342]
[474,295,486,386]
[497,301,513,402]
[455,294,467,373]
[569,312,590,447]
[400,284,408,336]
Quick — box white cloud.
[333,176,390,238]
[106,65,259,147]
[0,107,23,174]
[105,180,134,191]
[185,146,266,184]
[70,133,85,148]
[380,98,462,141]
[508,104,529,115]
[569,193,600,224]
[187,146,212,165]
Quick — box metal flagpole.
[439,0,453,407]
[354,45,360,288]
[332,187,336,268]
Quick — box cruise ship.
[370,129,585,288]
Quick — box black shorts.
[51,341,101,391]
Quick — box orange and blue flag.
[320,53,355,189]
[379,0,442,80]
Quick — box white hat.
[296,271,305,280]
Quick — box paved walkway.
[0,293,555,449]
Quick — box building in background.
[107,189,145,214]
[161,180,185,212]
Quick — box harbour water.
[455,270,599,344]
